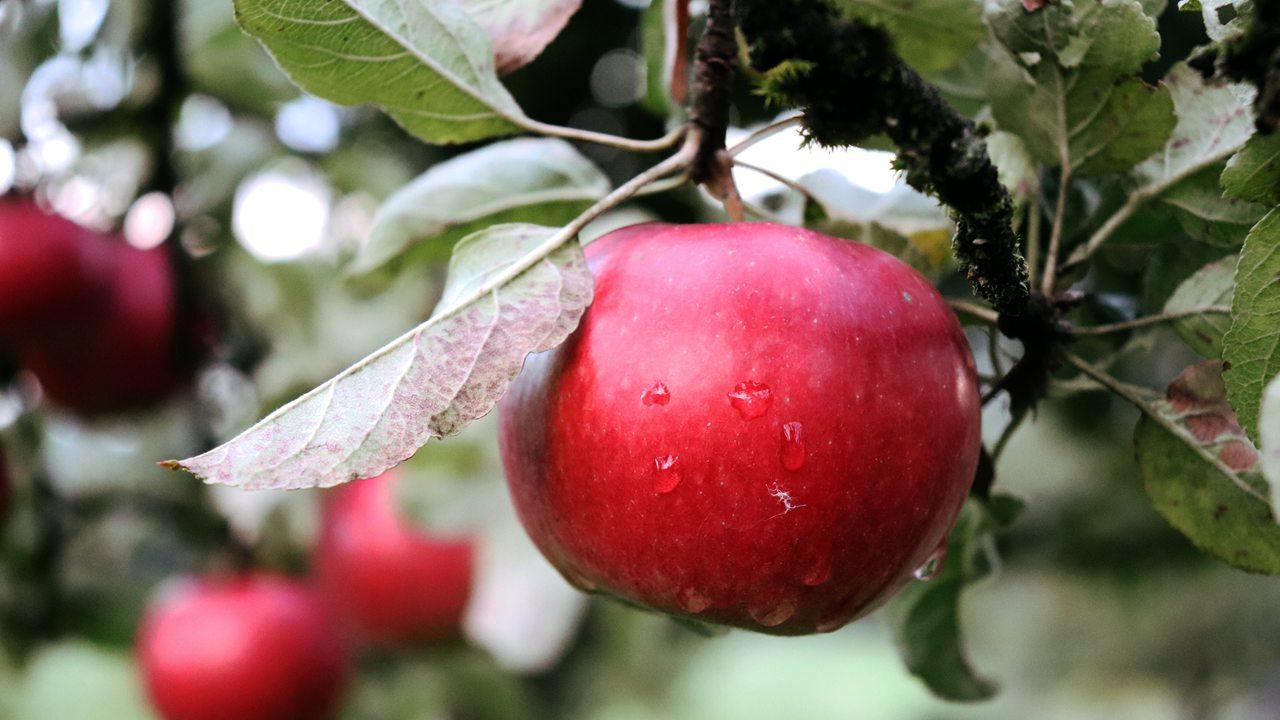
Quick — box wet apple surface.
[500,222,981,635]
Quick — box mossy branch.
[735,0,1031,318]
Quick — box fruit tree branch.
[734,0,1031,318]
[687,0,743,218]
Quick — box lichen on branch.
[735,0,1031,318]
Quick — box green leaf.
[169,224,593,489]
[352,138,610,275]
[1135,361,1280,575]
[454,0,581,74]
[985,0,1174,175]
[1158,165,1267,247]
[1222,131,1280,204]
[830,0,984,73]
[1259,374,1280,522]
[234,0,527,144]
[887,495,1023,702]
[798,170,955,277]
[1163,255,1236,358]
[1224,209,1280,442]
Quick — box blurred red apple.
[313,472,475,647]
[0,197,114,345]
[138,575,349,720]
[19,243,189,414]
[0,197,197,414]
[499,222,980,635]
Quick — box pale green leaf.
[169,224,593,489]
[353,138,609,275]
[1135,361,1280,575]
[1179,0,1249,41]
[1260,374,1280,522]
[1224,209,1280,442]
[1164,255,1236,357]
[1222,131,1280,204]
[234,0,526,144]
[1159,165,1267,247]
[1133,65,1256,192]
[831,0,984,72]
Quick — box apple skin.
[138,575,349,720]
[18,242,188,414]
[498,222,980,635]
[313,472,475,647]
[0,197,114,345]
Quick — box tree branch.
[735,0,1030,318]
[687,0,741,214]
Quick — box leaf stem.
[949,299,1000,325]
[727,115,804,156]
[731,158,820,204]
[524,122,689,153]
[1073,306,1233,335]
[1060,188,1149,271]
[1063,352,1269,504]
[1024,177,1043,289]
[1041,167,1071,294]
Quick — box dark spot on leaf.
[1213,504,1229,520]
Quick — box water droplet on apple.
[678,587,711,614]
[748,594,798,627]
[815,611,849,633]
[565,569,599,592]
[781,421,805,471]
[653,454,681,493]
[641,382,670,406]
[727,381,772,419]
[913,544,947,581]
[802,550,832,586]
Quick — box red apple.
[499,222,980,635]
[19,242,189,414]
[313,472,475,647]
[138,575,349,720]
[0,197,114,346]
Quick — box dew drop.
[802,550,832,587]
[641,382,670,406]
[727,381,773,419]
[748,594,798,627]
[913,544,948,581]
[653,454,681,494]
[781,421,805,471]
[678,587,711,614]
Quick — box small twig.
[526,122,689,154]
[731,158,821,204]
[988,326,1007,379]
[949,299,1000,325]
[1064,352,1269,504]
[990,407,1028,465]
[1061,189,1149,271]
[1041,168,1070,294]
[1024,169,1043,288]
[727,115,804,157]
[1073,306,1233,336]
